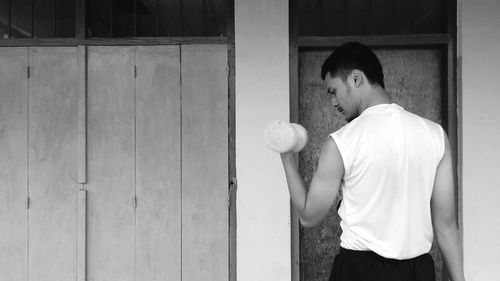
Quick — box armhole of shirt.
[437,125,446,163]
[330,133,349,177]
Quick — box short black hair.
[321,42,385,89]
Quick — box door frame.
[289,1,459,281]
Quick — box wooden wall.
[1,0,227,38]
[298,0,446,36]
[0,44,228,281]
[298,48,444,281]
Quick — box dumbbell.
[264,120,309,153]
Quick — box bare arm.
[280,137,344,227]
[431,133,466,281]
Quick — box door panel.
[28,47,79,281]
[181,44,229,281]
[298,48,444,281]
[135,45,182,281]
[0,47,28,281]
[87,46,136,281]
[0,44,229,281]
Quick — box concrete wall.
[234,0,291,281]
[460,0,500,280]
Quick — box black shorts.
[329,248,436,281]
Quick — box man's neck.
[358,87,392,115]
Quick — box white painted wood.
[0,47,28,281]
[28,47,79,281]
[77,45,87,185]
[134,45,182,281]
[77,188,86,281]
[181,44,229,281]
[86,46,135,281]
[76,46,87,281]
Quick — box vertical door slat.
[298,0,322,36]
[11,0,33,38]
[77,189,86,281]
[33,0,56,38]
[203,0,226,36]
[28,46,79,281]
[394,0,416,34]
[346,0,370,35]
[87,46,135,281]
[77,45,87,184]
[181,44,228,281]
[368,0,394,35]
[135,45,182,281]
[158,0,182,36]
[322,0,347,36]
[0,47,28,281]
[182,0,205,35]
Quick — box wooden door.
[28,47,80,281]
[0,47,29,281]
[0,47,80,281]
[86,44,228,281]
[87,45,137,281]
[298,48,445,281]
[134,45,182,281]
[181,45,229,281]
[0,44,228,281]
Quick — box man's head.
[321,42,385,88]
[321,42,385,121]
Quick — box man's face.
[324,73,357,122]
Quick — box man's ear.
[350,70,362,88]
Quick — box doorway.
[297,47,447,281]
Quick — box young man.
[280,42,465,281]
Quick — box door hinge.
[26,197,30,209]
[27,66,30,79]
[230,177,237,188]
[134,65,137,78]
[228,177,237,207]
[133,196,137,208]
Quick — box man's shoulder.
[332,116,365,137]
[404,110,443,131]
[398,110,445,146]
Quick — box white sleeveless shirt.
[330,103,445,259]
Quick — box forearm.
[435,223,466,281]
[280,153,309,220]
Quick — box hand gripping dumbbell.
[264,120,309,153]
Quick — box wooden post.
[227,0,237,279]
[289,0,300,280]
